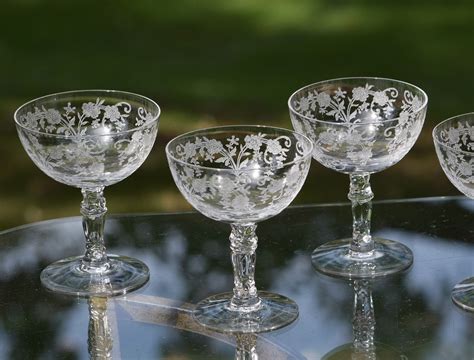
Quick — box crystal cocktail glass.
[166,125,313,332]
[289,77,428,278]
[433,113,474,311]
[14,90,160,296]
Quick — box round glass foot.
[193,291,298,333]
[40,254,149,297]
[452,277,474,312]
[312,238,413,279]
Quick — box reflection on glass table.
[0,197,474,359]
[322,280,402,360]
[88,297,114,359]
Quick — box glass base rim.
[193,291,298,333]
[452,277,474,312]
[321,342,403,359]
[40,254,149,297]
[312,237,413,279]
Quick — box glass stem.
[235,333,258,360]
[348,173,375,258]
[229,224,261,311]
[88,297,113,359]
[81,187,109,273]
[352,280,376,358]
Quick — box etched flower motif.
[266,139,283,155]
[244,135,263,151]
[411,95,422,112]
[298,97,310,112]
[468,126,474,141]
[45,109,63,125]
[446,151,459,168]
[230,194,251,211]
[372,91,389,106]
[206,139,224,155]
[318,129,336,145]
[24,112,40,129]
[48,146,65,161]
[183,166,194,179]
[219,176,236,196]
[191,178,208,194]
[64,102,76,114]
[286,165,301,186]
[316,92,331,108]
[145,111,155,122]
[266,178,284,194]
[103,105,121,122]
[82,102,102,119]
[335,88,347,99]
[347,147,373,163]
[399,111,410,125]
[131,131,143,143]
[458,160,473,177]
[182,141,197,159]
[87,162,105,176]
[345,131,365,146]
[227,135,239,147]
[352,87,369,102]
[447,127,461,145]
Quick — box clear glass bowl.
[15,90,160,296]
[289,77,428,278]
[433,112,474,311]
[166,125,313,332]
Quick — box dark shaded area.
[1,0,473,227]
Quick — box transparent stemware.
[322,280,403,359]
[14,90,160,296]
[88,297,113,359]
[166,125,313,332]
[289,77,428,278]
[433,113,474,311]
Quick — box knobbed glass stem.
[229,224,261,311]
[88,297,113,360]
[81,187,109,273]
[352,280,375,359]
[235,333,258,360]
[348,174,375,258]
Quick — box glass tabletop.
[0,196,473,359]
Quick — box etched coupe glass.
[433,113,474,311]
[166,126,313,332]
[14,90,160,296]
[289,77,428,278]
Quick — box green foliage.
[0,0,472,226]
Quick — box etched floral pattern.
[167,131,312,223]
[18,98,155,136]
[290,82,426,173]
[15,96,159,187]
[434,118,474,198]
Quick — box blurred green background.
[1,0,473,229]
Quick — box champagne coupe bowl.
[14,90,160,296]
[433,113,474,311]
[166,125,313,332]
[289,77,428,279]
